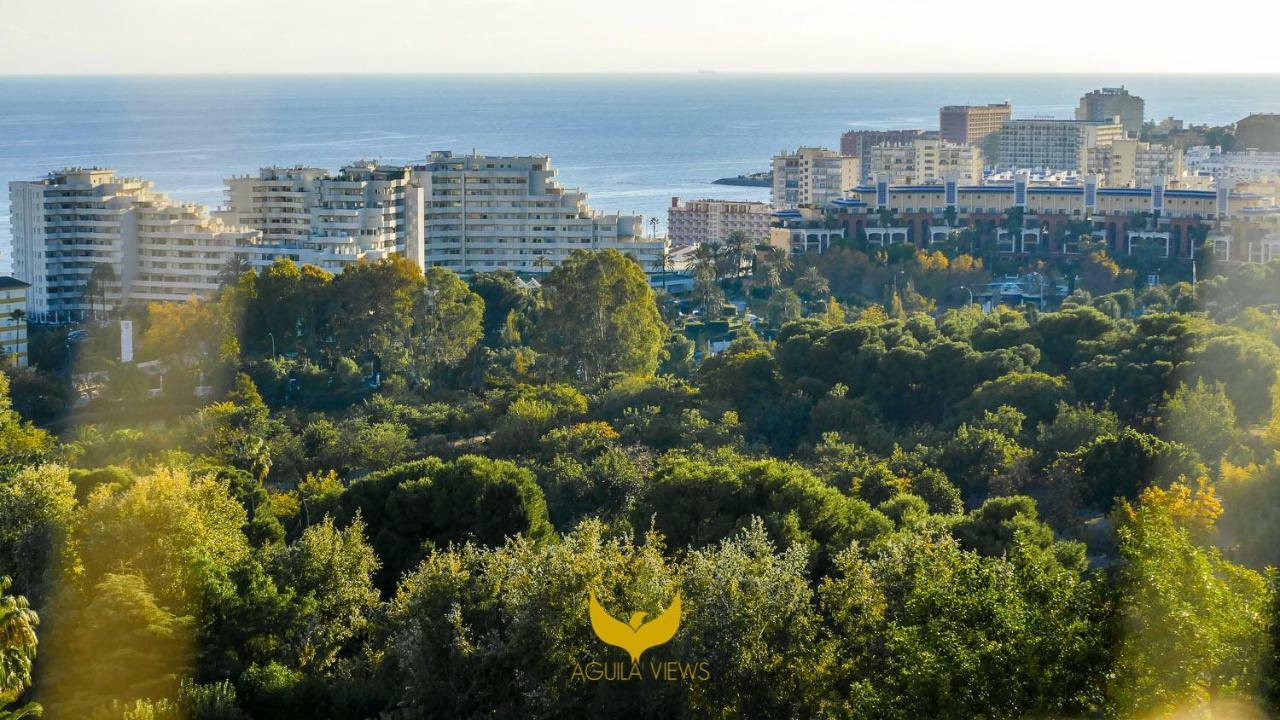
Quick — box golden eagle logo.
[588,591,681,664]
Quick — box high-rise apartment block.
[9,154,666,320]
[864,139,983,185]
[940,102,1012,146]
[216,162,424,271]
[407,152,663,275]
[1076,87,1144,136]
[667,197,772,247]
[9,169,261,319]
[217,163,420,272]
[771,147,860,209]
[998,119,1125,172]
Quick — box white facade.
[667,197,772,247]
[1087,140,1183,188]
[998,119,1125,173]
[11,168,270,319]
[771,147,860,209]
[864,139,982,185]
[410,152,664,275]
[1184,146,1280,187]
[216,163,415,273]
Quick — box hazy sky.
[3,0,1277,74]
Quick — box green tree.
[1157,379,1239,463]
[412,267,484,379]
[0,577,39,715]
[271,516,380,672]
[1112,483,1272,716]
[535,250,666,380]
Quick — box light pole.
[267,332,276,361]
[959,285,974,307]
[893,269,906,296]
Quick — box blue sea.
[4,74,1280,255]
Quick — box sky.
[2,0,1278,75]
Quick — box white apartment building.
[216,163,420,272]
[1184,146,1280,187]
[864,139,982,185]
[409,152,664,275]
[771,147,860,209]
[10,169,263,319]
[998,119,1125,173]
[0,277,30,366]
[667,197,772,247]
[1086,140,1183,188]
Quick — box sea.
[3,73,1280,259]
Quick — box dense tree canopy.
[4,254,1280,718]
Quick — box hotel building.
[1076,87,1145,136]
[940,102,1012,147]
[998,119,1125,173]
[667,197,772,247]
[771,147,860,210]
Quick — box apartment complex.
[9,155,664,320]
[1185,146,1280,186]
[0,277,29,366]
[832,175,1277,263]
[1087,140,1183,188]
[940,102,1012,146]
[839,129,935,180]
[216,163,421,272]
[408,152,664,275]
[667,197,771,247]
[864,139,983,185]
[998,119,1125,172]
[9,169,261,319]
[1076,87,1144,136]
[771,147,860,209]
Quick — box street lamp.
[959,285,974,307]
[893,269,907,295]
[267,332,276,361]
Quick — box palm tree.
[6,310,24,363]
[795,266,830,301]
[660,248,675,292]
[85,263,117,320]
[725,230,751,278]
[0,577,38,710]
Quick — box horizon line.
[5,70,1280,78]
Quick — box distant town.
[4,85,1280,367]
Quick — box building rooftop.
[0,276,32,290]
